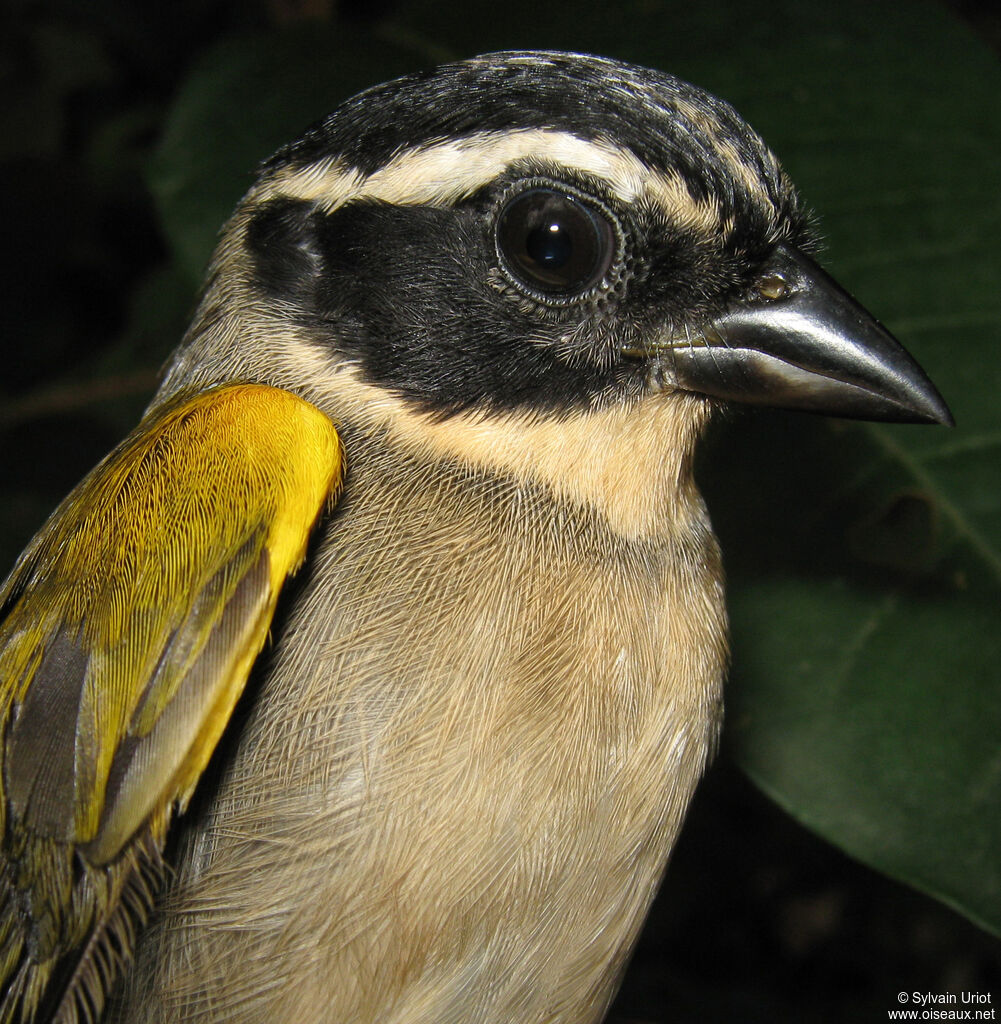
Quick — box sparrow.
[0,51,951,1024]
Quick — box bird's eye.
[497,187,616,300]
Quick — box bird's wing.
[0,384,342,1023]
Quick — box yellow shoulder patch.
[0,384,341,1022]
[1,383,342,858]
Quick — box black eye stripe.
[495,182,619,303]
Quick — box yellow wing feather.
[0,384,342,1023]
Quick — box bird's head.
[161,51,950,533]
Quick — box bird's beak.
[652,244,953,424]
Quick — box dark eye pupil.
[497,187,614,297]
[526,221,573,268]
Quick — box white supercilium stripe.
[264,129,722,235]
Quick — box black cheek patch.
[245,198,323,302]
[247,197,634,416]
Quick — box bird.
[0,51,951,1024]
